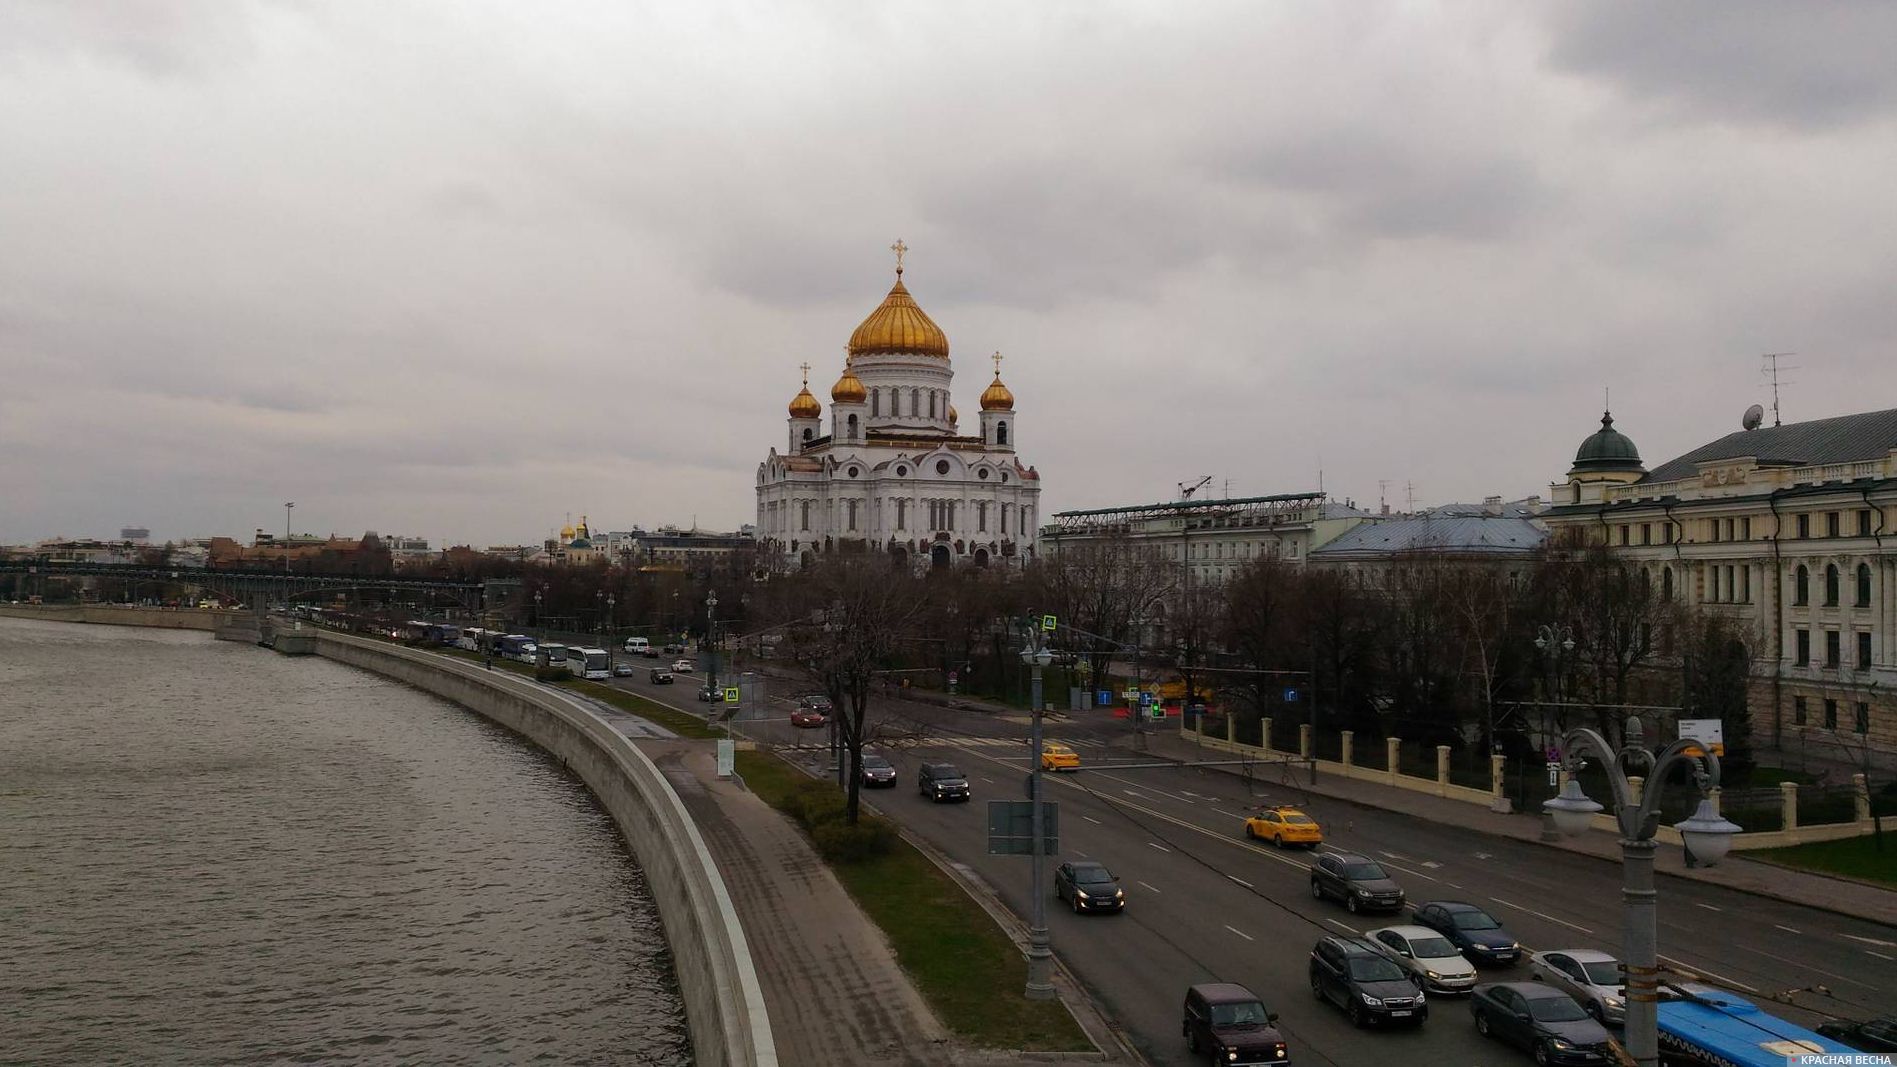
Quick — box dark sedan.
[1413,901,1521,965]
[1471,982,1614,1064]
[1054,861,1125,913]
[648,668,674,684]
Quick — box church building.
[755,243,1042,569]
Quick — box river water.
[0,615,691,1065]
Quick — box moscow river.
[0,615,690,1065]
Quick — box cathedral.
[755,243,1042,569]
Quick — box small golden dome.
[831,367,866,404]
[948,404,959,424]
[788,386,821,419]
[560,522,576,540]
[980,373,1014,411]
[848,276,949,359]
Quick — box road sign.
[987,799,1059,855]
[1546,761,1560,788]
[1678,718,1725,757]
[724,686,740,704]
[1041,614,1057,632]
[1283,687,1300,703]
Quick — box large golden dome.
[831,366,866,403]
[980,373,1015,411]
[848,275,949,359]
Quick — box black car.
[1310,852,1406,914]
[649,668,674,684]
[917,763,971,802]
[1054,861,1125,914]
[1181,982,1289,1064]
[1308,936,1428,1028]
[1470,982,1614,1064]
[1818,1015,1897,1053]
[1413,901,1520,965]
[859,753,898,789]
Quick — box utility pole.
[284,502,294,574]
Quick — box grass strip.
[428,644,720,739]
[1753,834,1897,888]
[735,749,1091,1053]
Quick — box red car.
[790,695,832,728]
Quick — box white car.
[1529,948,1625,1025]
[1364,924,1478,995]
[671,659,695,673]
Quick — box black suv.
[918,763,971,802]
[1309,936,1428,1028]
[1181,982,1289,1064]
[859,753,898,789]
[1412,901,1520,965]
[1309,852,1405,914]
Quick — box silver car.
[1529,948,1625,1025]
[1364,924,1478,995]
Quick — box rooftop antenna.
[1378,479,1390,511]
[1222,478,1234,498]
[1317,452,1324,496]
[1179,475,1212,500]
[1405,481,1416,512]
[1762,353,1796,427]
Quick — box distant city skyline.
[5,3,1896,545]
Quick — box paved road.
[602,666,1897,1066]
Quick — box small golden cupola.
[831,364,867,404]
[948,404,959,426]
[980,350,1015,411]
[847,239,950,359]
[788,362,822,419]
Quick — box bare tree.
[1034,531,1174,687]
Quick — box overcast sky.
[4,2,1895,546]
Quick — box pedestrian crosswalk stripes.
[920,736,1110,749]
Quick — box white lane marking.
[1421,861,1442,869]
[1867,950,1896,961]
[1139,881,1162,894]
[1325,918,1358,934]
[1730,943,1876,990]
[1379,851,1410,862]
[1474,852,1494,860]
[1230,876,1254,889]
[1774,924,1801,934]
[981,777,995,783]
[1844,933,1897,948]
[1224,924,1255,942]
[1074,851,1087,858]
[1660,956,1759,993]
[1694,903,1721,912]
[1489,897,1594,935]
[1446,882,1463,889]
[1208,807,1226,815]
[1083,816,1102,825]
[1148,841,1172,853]
[1123,789,1147,798]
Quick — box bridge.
[0,558,486,609]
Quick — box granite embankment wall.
[0,606,775,1066]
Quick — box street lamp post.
[284,502,294,574]
[1020,624,1056,1001]
[1534,624,1577,838]
[1543,716,1741,1067]
[705,590,720,704]
[533,590,543,636]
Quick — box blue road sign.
[1283,687,1301,703]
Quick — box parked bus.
[405,621,462,646]
[538,643,568,666]
[494,634,537,662]
[1657,985,1847,1066]
[565,646,611,680]
[456,628,490,651]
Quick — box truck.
[1656,984,1851,1066]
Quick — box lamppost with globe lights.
[1542,715,1742,1067]
[1019,621,1055,1001]
[705,590,720,705]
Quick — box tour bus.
[1657,985,1848,1066]
[565,646,611,680]
[456,628,490,651]
[623,636,650,655]
[405,621,462,646]
[494,634,537,662]
[538,643,569,666]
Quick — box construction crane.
[1179,475,1212,499]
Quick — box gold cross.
[890,238,908,274]
[799,361,810,385]
[992,351,1004,377]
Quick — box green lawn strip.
[1753,834,1897,888]
[735,750,1091,1053]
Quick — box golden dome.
[560,522,576,540]
[848,275,949,359]
[788,362,822,418]
[831,366,866,404]
[948,404,959,424]
[980,373,1014,411]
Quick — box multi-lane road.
[599,664,1896,1066]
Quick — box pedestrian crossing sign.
[724,686,740,704]
[1040,614,1057,631]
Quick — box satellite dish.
[1742,404,1765,430]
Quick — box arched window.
[871,389,880,417]
[1662,567,1674,600]
[996,421,1009,446]
[802,427,813,442]
[846,413,858,438]
[1824,564,1840,606]
[1858,563,1873,607]
[1794,565,1809,606]
[928,392,936,418]
[910,388,920,416]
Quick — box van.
[623,636,650,655]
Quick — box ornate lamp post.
[705,590,720,703]
[1019,623,1055,1001]
[1533,624,1577,837]
[1543,716,1742,1067]
[533,590,543,635]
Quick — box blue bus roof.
[1657,988,1848,1067]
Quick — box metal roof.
[1644,407,1897,483]
[1309,515,1547,559]
[1052,491,1324,520]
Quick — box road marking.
[1083,815,1102,825]
[1139,881,1162,894]
[1229,876,1254,889]
[1446,882,1463,889]
[1694,903,1722,912]
[1379,850,1410,862]
[1489,897,1594,935]
[1123,789,1147,799]
[1474,852,1493,860]
[1843,934,1897,949]
[1148,841,1172,853]
[1421,861,1442,869]
[1774,924,1801,934]
[1074,851,1087,858]
[1325,918,1358,934]
[981,777,995,783]
[1224,924,1255,942]
[1730,943,1876,990]
[1660,956,1758,993]
[1867,950,1896,962]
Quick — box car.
[859,753,897,788]
[671,659,695,673]
[641,646,660,658]
[917,763,971,802]
[1364,925,1478,995]
[1054,861,1124,913]
[1412,901,1521,965]
[1308,935,1428,1028]
[1181,982,1289,1065]
[1470,982,1615,1064]
[697,685,720,702]
[1817,1016,1897,1053]
[649,668,674,684]
[1243,805,1324,848]
[663,643,685,655]
[1529,949,1624,1025]
[1039,742,1081,771]
[790,704,829,728]
[612,663,635,677]
[796,694,833,714]
[1309,852,1406,913]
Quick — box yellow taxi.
[1040,742,1081,772]
[1242,805,1323,848]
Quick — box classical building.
[1043,492,1371,584]
[755,246,1042,569]
[1308,502,1547,586]
[1544,407,1897,765]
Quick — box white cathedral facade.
[755,245,1042,569]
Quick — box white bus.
[456,628,490,651]
[566,646,611,680]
